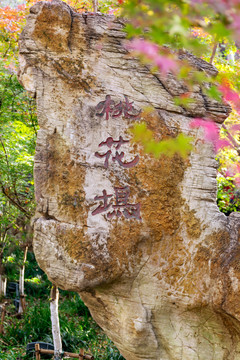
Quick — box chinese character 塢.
[91,190,113,216]
[91,186,141,220]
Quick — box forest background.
[0,0,239,358]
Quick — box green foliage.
[216,109,240,214]
[0,348,22,360]
[4,300,51,345]
[0,248,122,358]
[122,0,236,56]
[0,42,37,277]
[59,291,90,318]
[25,277,41,285]
[123,0,209,54]
[0,291,125,360]
[0,63,37,218]
[123,0,240,216]
[131,121,192,158]
[205,85,222,102]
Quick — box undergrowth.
[0,289,125,360]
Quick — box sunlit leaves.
[130,122,192,158]
[173,94,195,107]
[205,85,222,102]
[0,51,36,222]
[208,22,232,40]
[0,0,119,71]
[122,0,240,216]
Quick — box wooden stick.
[35,343,41,360]
[19,295,26,313]
[222,124,240,156]
[79,348,84,360]
[39,348,93,359]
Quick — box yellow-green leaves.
[130,122,192,158]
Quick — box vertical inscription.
[91,95,141,221]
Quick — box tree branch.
[222,124,240,156]
[1,184,31,219]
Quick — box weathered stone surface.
[19,1,240,359]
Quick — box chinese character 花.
[95,136,139,169]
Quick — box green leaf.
[205,86,222,101]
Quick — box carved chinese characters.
[96,95,141,120]
[92,187,141,220]
[91,96,141,221]
[94,136,139,169]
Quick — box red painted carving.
[99,136,129,149]
[93,96,141,220]
[91,190,113,216]
[113,186,130,207]
[121,95,142,119]
[95,136,139,169]
[96,95,141,120]
[95,95,115,121]
[91,186,141,220]
[112,151,139,168]
[95,150,112,169]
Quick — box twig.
[1,184,31,218]
[0,136,10,177]
[222,124,240,156]
[209,42,218,64]
[0,337,8,346]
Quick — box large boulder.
[19,1,240,359]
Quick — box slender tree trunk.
[1,277,6,297]
[50,285,62,360]
[209,42,218,64]
[0,253,6,297]
[0,276,7,297]
[92,0,98,12]
[0,303,6,334]
[18,246,28,314]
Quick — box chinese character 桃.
[96,95,141,120]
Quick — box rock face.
[19,1,240,359]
